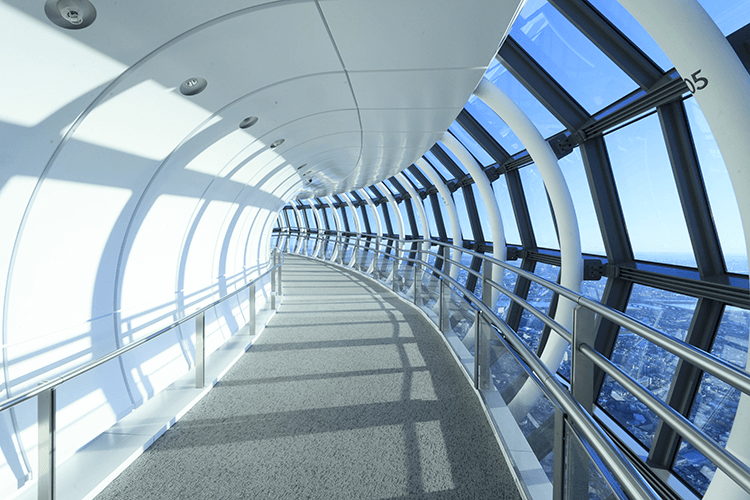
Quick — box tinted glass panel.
[398,200,412,238]
[384,200,401,236]
[484,58,564,139]
[598,285,698,448]
[697,0,750,36]
[588,0,673,70]
[492,256,521,320]
[448,123,495,167]
[453,188,475,241]
[402,169,424,189]
[606,112,696,267]
[305,208,317,230]
[518,262,558,352]
[685,97,748,274]
[560,148,605,256]
[519,164,559,250]
[493,175,522,245]
[472,184,493,243]
[424,151,454,181]
[673,305,750,495]
[510,0,637,113]
[466,96,523,155]
[436,143,468,174]
[423,195,440,238]
[363,203,378,234]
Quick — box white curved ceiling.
[1,0,523,200]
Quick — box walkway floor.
[96,255,521,499]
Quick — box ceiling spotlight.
[270,139,285,148]
[45,0,97,29]
[239,116,258,129]
[180,77,208,96]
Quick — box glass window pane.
[436,143,468,174]
[471,184,493,243]
[410,198,424,238]
[510,0,638,113]
[466,96,524,155]
[598,285,699,448]
[448,123,495,167]
[518,263,559,352]
[306,208,317,230]
[424,151,455,181]
[452,188,474,241]
[560,147,605,256]
[363,203,377,234]
[684,97,748,274]
[605,113,696,267]
[382,179,398,194]
[384,201,400,235]
[493,175,522,245]
[696,0,750,36]
[377,204,391,235]
[484,58,564,139]
[519,164,559,250]
[402,169,424,189]
[423,195,439,238]
[588,0,673,71]
[673,305,749,495]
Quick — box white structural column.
[415,158,462,280]
[475,78,583,418]
[615,2,750,498]
[395,172,431,254]
[290,203,305,254]
[439,132,506,308]
[377,181,405,250]
[325,196,342,262]
[341,192,362,267]
[307,199,324,258]
[358,189,383,274]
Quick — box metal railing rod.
[0,258,281,414]
[581,343,750,496]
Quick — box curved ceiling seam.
[3,1,311,360]
[313,0,365,192]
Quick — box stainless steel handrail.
[0,251,283,414]
[288,230,750,497]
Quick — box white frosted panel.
[0,409,26,499]
[55,361,131,462]
[227,206,253,275]
[121,194,199,313]
[121,332,189,405]
[8,180,131,339]
[183,200,237,294]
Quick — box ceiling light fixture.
[45,0,97,29]
[239,116,258,129]
[180,77,208,96]
[270,139,285,148]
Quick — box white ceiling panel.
[350,68,485,109]
[318,0,523,71]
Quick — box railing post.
[195,311,205,388]
[482,260,492,306]
[553,406,565,500]
[413,261,419,305]
[248,283,256,336]
[439,279,445,333]
[474,309,481,389]
[572,305,597,412]
[38,385,55,500]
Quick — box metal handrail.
[284,231,750,497]
[0,250,283,414]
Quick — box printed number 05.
[684,69,708,94]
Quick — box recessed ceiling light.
[239,116,258,129]
[180,77,207,96]
[45,0,97,29]
[270,139,285,148]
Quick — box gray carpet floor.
[95,255,521,499]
